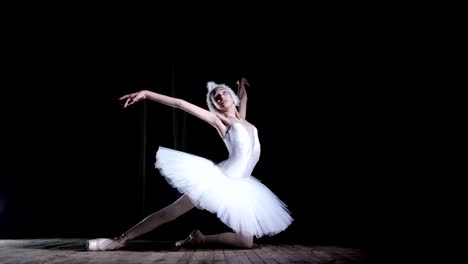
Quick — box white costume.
[156,117,293,238]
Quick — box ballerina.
[87,77,293,250]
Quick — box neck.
[223,107,241,120]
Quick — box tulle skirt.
[155,147,293,238]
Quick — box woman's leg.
[177,229,253,249]
[119,194,194,242]
[88,194,194,250]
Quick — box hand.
[236,77,250,87]
[119,90,146,108]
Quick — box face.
[211,88,234,110]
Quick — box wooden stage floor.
[0,238,383,263]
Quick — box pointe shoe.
[175,235,191,248]
[175,229,203,248]
[87,238,124,251]
[174,239,184,248]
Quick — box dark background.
[0,13,417,255]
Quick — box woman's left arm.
[237,77,249,119]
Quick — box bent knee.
[238,235,253,249]
[242,241,253,249]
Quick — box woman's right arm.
[119,90,225,132]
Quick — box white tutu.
[155,146,293,238]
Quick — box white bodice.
[218,122,261,179]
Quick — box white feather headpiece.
[206,81,240,112]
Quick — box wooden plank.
[213,249,225,264]
[176,250,195,264]
[224,250,241,264]
[242,249,265,264]
[254,245,279,264]
[294,244,369,264]
[231,250,253,264]
[281,244,322,263]
[188,249,213,264]
[269,244,311,264]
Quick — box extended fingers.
[119,92,138,100]
[119,94,131,100]
[123,98,131,108]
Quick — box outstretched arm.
[237,77,249,119]
[119,90,222,130]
